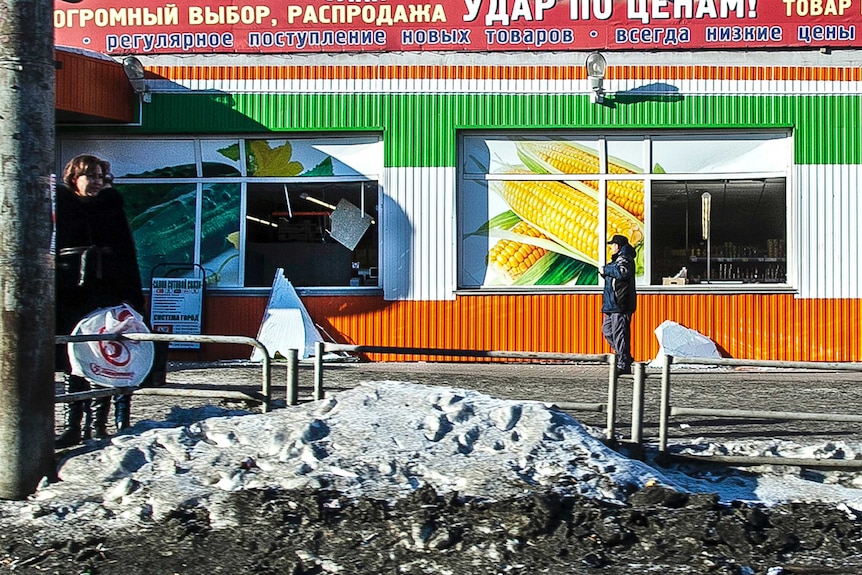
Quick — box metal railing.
[658,355,862,467]
[307,341,623,440]
[57,335,862,468]
[55,333,272,412]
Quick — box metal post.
[286,348,299,406]
[630,362,645,445]
[259,348,271,412]
[0,0,57,499]
[702,191,712,283]
[605,354,617,442]
[658,354,672,453]
[313,341,325,400]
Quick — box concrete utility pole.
[0,0,57,499]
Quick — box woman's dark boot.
[55,375,90,448]
[114,394,131,431]
[55,402,84,448]
[91,397,111,439]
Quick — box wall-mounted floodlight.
[585,52,607,104]
[123,56,151,103]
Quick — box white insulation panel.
[795,164,861,299]
[382,167,456,301]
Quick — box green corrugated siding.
[111,93,862,167]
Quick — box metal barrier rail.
[55,333,272,412]
[309,341,622,440]
[658,354,862,467]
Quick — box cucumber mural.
[59,135,382,288]
[118,139,339,287]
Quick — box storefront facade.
[54,4,862,362]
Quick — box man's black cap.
[607,234,629,246]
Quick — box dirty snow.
[3,381,862,537]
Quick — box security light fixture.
[123,56,151,102]
[585,52,607,104]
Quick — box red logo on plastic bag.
[89,363,135,379]
[68,304,154,387]
[97,308,138,366]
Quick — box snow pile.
[4,381,862,541]
[676,438,862,461]
[6,382,665,534]
[663,438,862,509]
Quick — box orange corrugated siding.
[177,294,861,363]
[55,51,136,122]
[148,64,862,83]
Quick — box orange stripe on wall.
[145,64,862,83]
[173,294,862,363]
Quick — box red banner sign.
[55,0,860,54]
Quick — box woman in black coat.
[55,154,145,447]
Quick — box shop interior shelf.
[689,257,786,263]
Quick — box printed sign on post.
[150,277,204,349]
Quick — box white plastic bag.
[68,304,155,387]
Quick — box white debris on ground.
[649,319,722,368]
[3,381,862,539]
[664,438,862,509]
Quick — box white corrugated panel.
[382,167,456,301]
[795,164,861,298]
[150,76,862,97]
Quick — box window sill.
[161,287,385,297]
[638,284,797,295]
[456,284,798,296]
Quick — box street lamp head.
[585,52,607,104]
[123,57,144,84]
[122,56,151,102]
[585,52,607,79]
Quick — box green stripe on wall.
[94,93,862,167]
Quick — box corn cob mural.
[496,178,643,261]
[473,211,599,286]
[487,220,549,283]
[473,141,645,287]
[517,141,645,221]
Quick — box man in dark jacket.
[600,234,637,375]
